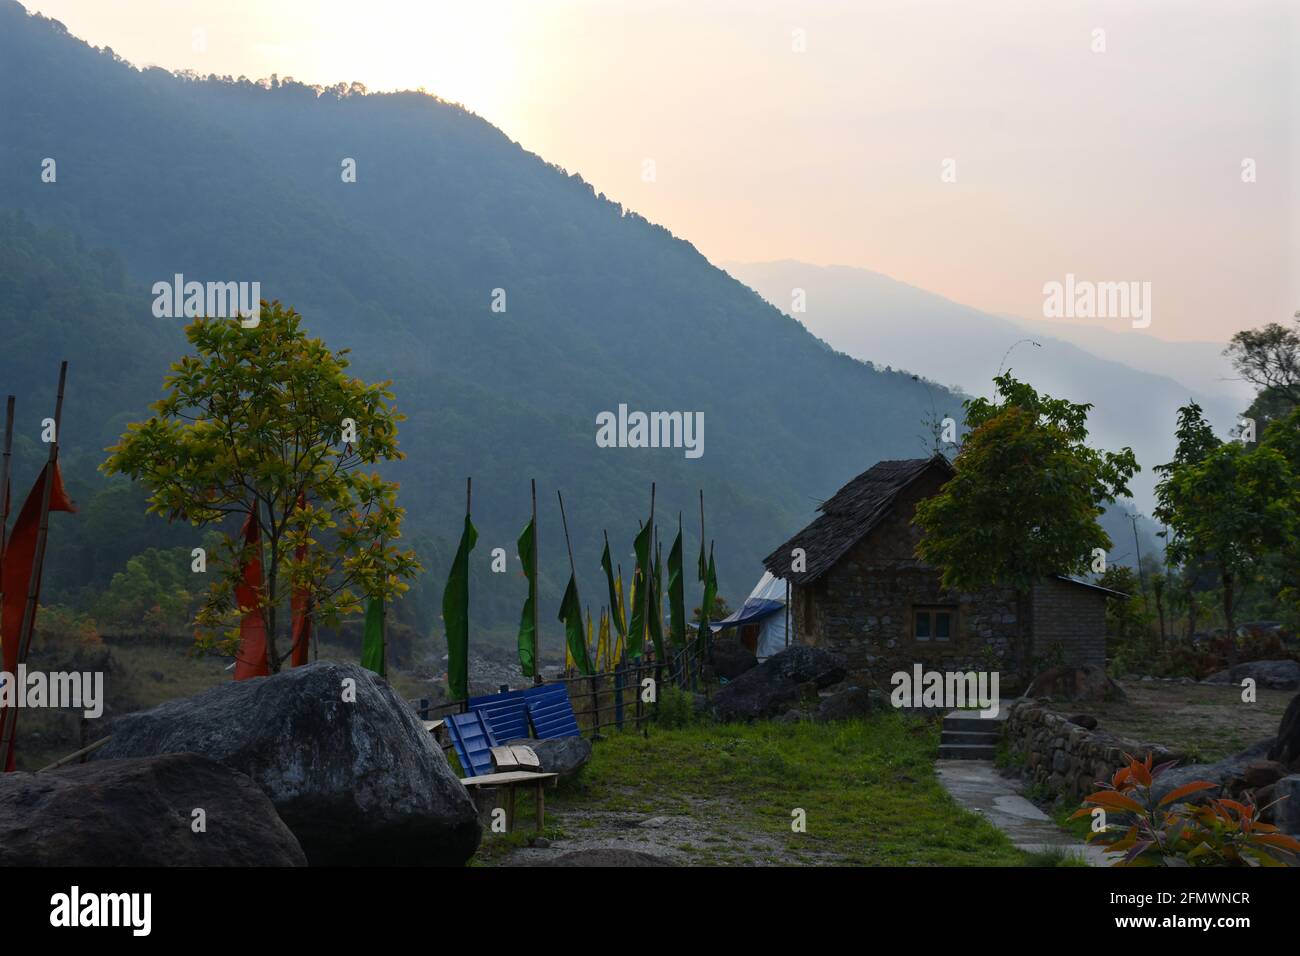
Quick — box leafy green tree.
[1260,405,1300,627]
[93,545,199,633]
[914,373,1138,589]
[1154,402,1221,638]
[1154,404,1295,662]
[914,373,1138,674]
[1225,314,1300,408]
[102,303,421,670]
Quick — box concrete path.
[936,759,1110,866]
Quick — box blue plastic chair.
[468,689,531,743]
[444,710,498,778]
[523,683,580,739]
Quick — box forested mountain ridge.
[0,1,959,641]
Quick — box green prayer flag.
[698,544,717,654]
[558,572,593,675]
[600,537,626,639]
[360,595,385,676]
[647,544,664,659]
[668,526,686,648]
[516,517,537,678]
[443,513,477,700]
[626,521,652,659]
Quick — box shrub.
[654,685,698,730]
[1072,753,1300,866]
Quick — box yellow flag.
[597,608,611,672]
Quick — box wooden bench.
[459,771,558,832]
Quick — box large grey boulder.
[709,639,757,681]
[1205,660,1300,690]
[93,661,480,866]
[1274,775,1300,836]
[1269,693,1300,768]
[505,736,592,777]
[708,645,846,722]
[0,753,306,866]
[1148,739,1275,806]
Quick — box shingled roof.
[762,455,954,584]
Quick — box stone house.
[761,455,1121,678]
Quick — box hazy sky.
[27,0,1298,342]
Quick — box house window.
[913,606,956,642]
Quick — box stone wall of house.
[1028,578,1107,669]
[1005,699,1180,800]
[791,471,1020,676]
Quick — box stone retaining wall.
[1004,698,1181,800]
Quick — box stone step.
[940,730,1000,746]
[942,710,1006,734]
[937,743,997,760]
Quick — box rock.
[1024,664,1127,702]
[775,708,804,724]
[1149,739,1276,807]
[1241,759,1290,790]
[1067,714,1098,730]
[1229,660,1300,690]
[1274,775,1300,835]
[708,645,847,722]
[92,661,481,866]
[529,836,551,848]
[0,753,306,866]
[709,639,757,680]
[814,685,883,723]
[505,736,592,778]
[1269,693,1300,768]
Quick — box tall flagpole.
[0,395,13,735]
[557,489,577,677]
[698,489,706,654]
[644,482,655,661]
[2,363,66,769]
[531,478,540,684]
[1,395,14,561]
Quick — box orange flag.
[289,492,311,667]
[0,461,77,769]
[233,509,269,680]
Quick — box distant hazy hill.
[0,2,962,638]
[999,314,1253,411]
[724,260,1245,514]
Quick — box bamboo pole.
[1,395,13,560]
[557,490,576,678]
[37,735,111,773]
[640,483,654,737]
[556,489,575,574]
[698,489,706,659]
[0,396,11,748]
[1,362,67,769]
[531,479,540,684]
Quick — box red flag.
[289,492,311,667]
[233,509,269,680]
[0,461,77,769]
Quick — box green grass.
[1022,846,1092,867]
[536,712,1026,866]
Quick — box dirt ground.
[488,788,861,867]
[1057,679,1294,762]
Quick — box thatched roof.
[762,455,953,584]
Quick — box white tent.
[713,570,791,660]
